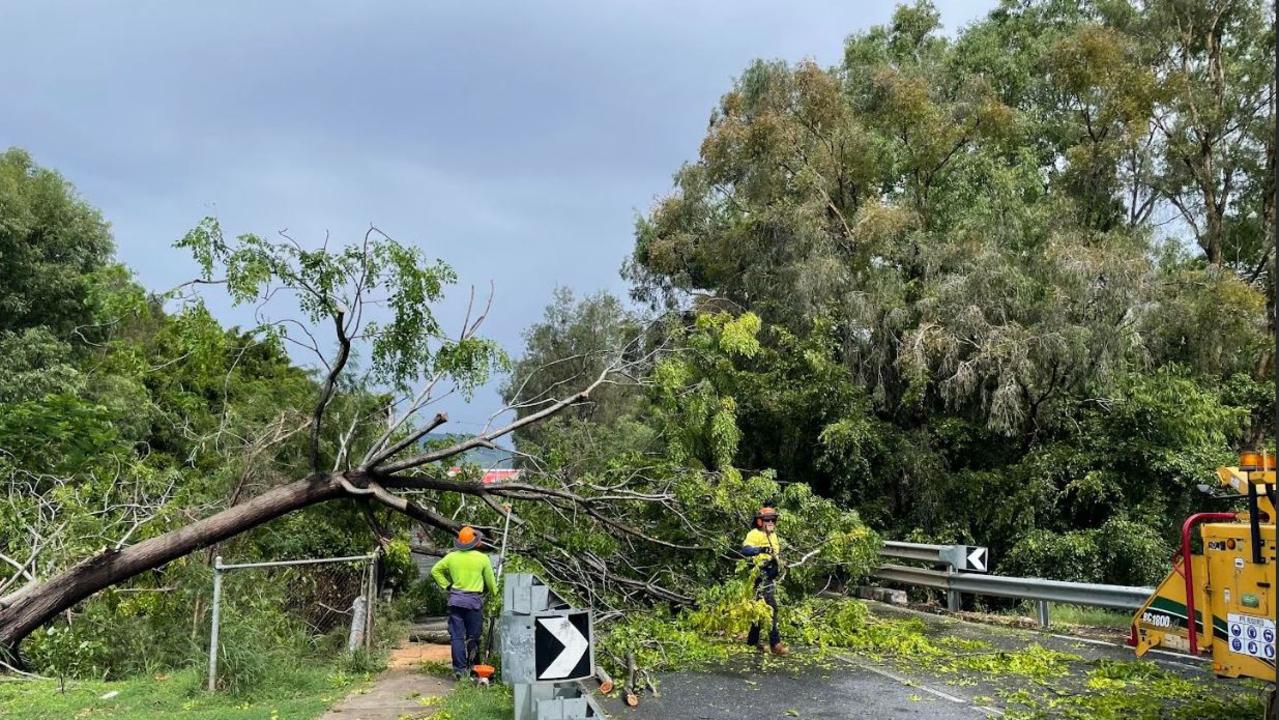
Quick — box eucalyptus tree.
[623,0,1272,569]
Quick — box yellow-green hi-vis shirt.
[430,550,498,595]
[741,526,777,560]
[742,528,781,573]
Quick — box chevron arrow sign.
[963,546,988,573]
[534,611,592,681]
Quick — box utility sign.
[534,611,592,681]
[964,546,988,572]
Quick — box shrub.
[1002,516,1172,586]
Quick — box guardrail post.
[207,556,223,692]
[1035,600,1050,628]
[947,588,961,612]
[944,552,960,611]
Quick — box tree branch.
[364,412,449,469]
[310,310,351,472]
[374,366,611,474]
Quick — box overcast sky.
[2,1,995,432]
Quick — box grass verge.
[0,662,370,720]
[419,681,512,720]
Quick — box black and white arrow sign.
[964,546,988,573]
[534,611,592,681]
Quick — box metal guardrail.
[875,542,1154,627]
[878,541,967,611]
[881,541,950,565]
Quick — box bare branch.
[374,365,612,474]
[310,309,351,472]
[364,412,450,469]
[340,476,460,535]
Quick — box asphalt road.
[598,603,1216,720]
[599,662,993,719]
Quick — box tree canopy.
[613,0,1274,583]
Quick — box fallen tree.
[0,222,636,665]
[0,221,882,669]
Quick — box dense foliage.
[606,0,1274,585]
[0,150,399,680]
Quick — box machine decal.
[1226,613,1276,660]
[1145,597,1230,640]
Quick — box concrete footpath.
[318,642,453,720]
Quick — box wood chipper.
[1131,452,1276,713]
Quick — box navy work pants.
[448,605,483,675]
[747,577,780,647]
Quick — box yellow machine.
[1132,452,1276,709]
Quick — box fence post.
[1036,600,1050,628]
[364,559,375,652]
[348,595,367,651]
[207,556,224,692]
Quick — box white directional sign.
[940,544,989,573]
[534,611,592,681]
[964,546,988,573]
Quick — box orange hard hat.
[454,525,483,550]
[754,507,779,527]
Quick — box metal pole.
[364,559,374,652]
[207,556,224,692]
[945,555,961,612]
[1035,600,1050,629]
[215,553,377,571]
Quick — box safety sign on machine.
[1227,613,1276,660]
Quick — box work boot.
[770,643,789,656]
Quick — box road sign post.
[501,573,604,720]
[937,544,988,612]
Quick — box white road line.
[1048,633,1113,647]
[838,655,1008,717]
[1048,633,1207,672]
[835,655,965,703]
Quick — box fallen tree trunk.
[0,474,345,665]
[0,336,651,671]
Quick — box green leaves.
[368,240,457,391]
[619,0,1275,588]
[0,149,115,337]
[177,218,504,398]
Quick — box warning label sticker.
[1227,613,1276,660]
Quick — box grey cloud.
[2,0,996,429]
